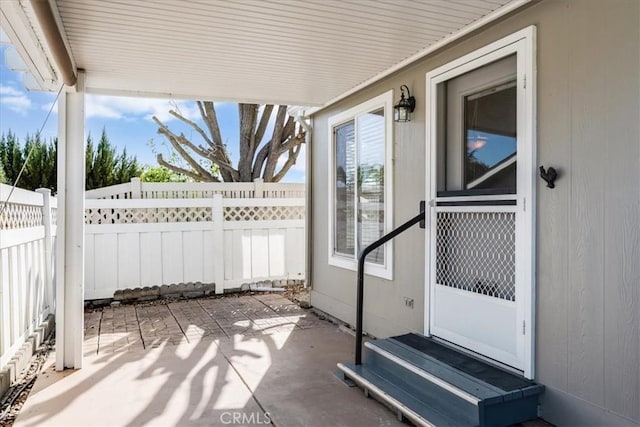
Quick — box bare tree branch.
[153,117,215,181]
[200,102,225,150]
[206,154,240,181]
[157,154,218,182]
[263,106,289,180]
[276,117,298,154]
[272,142,303,182]
[153,114,240,181]
[168,110,212,147]
[238,104,259,181]
[252,142,271,179]
[174,134,210,159]
[254,105,274,149]
[153,101,300,182]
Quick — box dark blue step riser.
[480,395,539,427]
[365,345,541,427]
[364,349,478,425]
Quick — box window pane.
[335,121,356,257]
[357,109,385,265]
[464,81,517,192]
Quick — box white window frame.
[327,90,394,280]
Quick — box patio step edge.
[364,340,483,405]
[337,362,474,427]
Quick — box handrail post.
[355,254,366,364]
[355,210,425,365]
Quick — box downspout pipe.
[296,114,312,289]
[30,0,76,86]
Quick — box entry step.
[338,362,474,427]
[338,334,544,426]
[388,333,541,398]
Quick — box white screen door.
[425,28,536,377]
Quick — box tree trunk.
[153,102,304,182]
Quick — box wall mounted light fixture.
[394,85,416,122]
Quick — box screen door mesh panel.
[436,211,516,301]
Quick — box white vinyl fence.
[0,185,56,370]
[86,177,305,200]
[84,192,305,299]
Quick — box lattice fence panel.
[85,207,212,224]
[224,206,305,221]
[436,211,515,301]
[140,190,246,199]
[0,203,43,230]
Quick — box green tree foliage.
[86,128,142,189]
[140,165,189,183]
[0,161,6,184]
[0,131,56,191]
[0,131,24,184]
[0,129,142,192]
[23,134,57,191]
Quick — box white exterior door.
[425,28,536,377]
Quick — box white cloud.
[0,85,32,114]
[42,94,202,123]
[85,95,200,122]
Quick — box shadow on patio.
[12,294,402,427]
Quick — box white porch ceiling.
[5,0,528,107]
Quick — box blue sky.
[467,130,516,167]
[0,45,304,183]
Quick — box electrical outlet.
[404,297,414,308]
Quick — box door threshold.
[429,335,525,378]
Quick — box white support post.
[212,195,225,294]
[130,177,142,199]
[0,235,9,365]
[56,70,85,371]
[36,188,54,311]
[253,178,264,198]
[297,115,312,288]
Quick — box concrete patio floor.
[13,294,403,427]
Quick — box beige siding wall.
[309,0,639,425]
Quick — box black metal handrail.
[355,209,425,365]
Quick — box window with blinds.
[328,91,393,279]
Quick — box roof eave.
[302,0,532,117]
